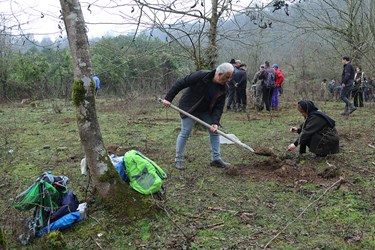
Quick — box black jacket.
[341,63,355,85]
[164,70,227,125]
[294,113,339,155]
[233,69,248,89]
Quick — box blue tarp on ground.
[36,211,82,237]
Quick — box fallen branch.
[90,236,104,250]
[151,196,192,240]
[196,222,225,230]
[263,177,344,249]
[207,206,238,214]
[88,214,100,224]
[368,144,375,149]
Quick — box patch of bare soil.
[225,156,339,184]
[253,147,275,157]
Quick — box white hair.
[216,63,234,74]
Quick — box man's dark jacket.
[164,70,227,125]
[233,69,248,89]
[341,63,355,85]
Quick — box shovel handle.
[158,98,255,152]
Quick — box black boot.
[210,159,231,168]
[348,106,357,114]
[341,106,349,116]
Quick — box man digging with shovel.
[161,63,234,169]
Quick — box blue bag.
[50,190,79,222]
[36,212,82,237]
[111,155,129,182]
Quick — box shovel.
[158,98,255,153]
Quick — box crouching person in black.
[287,100,339,157]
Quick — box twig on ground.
[88,215,100,224]
[368,144,375,149]
[263,177,344,249]
[196,222,225,230]
[207,206,238,214]
[359,166,375,174]
[90,236,104,250]
[152,196,192,240]
[326,161,334,167]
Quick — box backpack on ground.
[50,190,80,222]
[264,69,276,88]
[13,172,83,244]
[124,150,167,195]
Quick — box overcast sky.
[1,0,269,42]
[1,0,143,42]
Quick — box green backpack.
[124,150,167,195]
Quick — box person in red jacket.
[271,64,284,110]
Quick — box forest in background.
[1,1,374,248]
[1,0,375,102]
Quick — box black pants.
[262,87,275,111]
[235,87,247,109]
[352,88,363,107]
[226,84,236,109]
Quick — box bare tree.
[59,0,151,216]
[1,11,19,100]
[266,0,375,66]
[59,0,112,195]
[124,0,264,70]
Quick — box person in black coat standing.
[234,63,248,112]
[162,63,234,169]
[340,56,356,115]
[258,61,276,112]
[287,100,339,157]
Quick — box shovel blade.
[219,134,240,144]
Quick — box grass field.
[0,97,374,249]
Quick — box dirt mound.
[253,147,275,157]
[225,157,335,184]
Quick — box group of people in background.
[226,59,248,112]
[227,59,284,112]
[161,55,375,170]
[321,57,375,115]
[160,55,375,170]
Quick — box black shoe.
[313,154,327,159]
[210,159,231,168]
[349,107,357,114]
[341,106,349,116]
[175,161,184,169]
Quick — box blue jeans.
[341,84,353,108]
[271,87,280,108]
[175,113,221,163]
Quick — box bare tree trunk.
[59,0,116,196]
[59,0,152,218]
[207,0,219,69]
